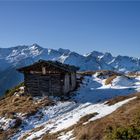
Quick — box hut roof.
[17,60,79,73]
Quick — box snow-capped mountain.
[1,43,140,71]
[0,43,140,95]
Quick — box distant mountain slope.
[0,43,140,95]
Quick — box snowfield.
[5,74,140,140]
[0,117,16,130]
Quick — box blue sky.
[0,0,140,57]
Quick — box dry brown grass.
[78,70,120,77]
[72,92,140,140]
[39,93,139,140]
[0,87,54,139]
[105,75,117,85]
[105,94,134,106]
[41,112,98,140]
[77,71,96,76]
[42,134,58,140]
[0,95,54,119]
[78,113,98,124]
[0,132,8,140]
[0,126,22,140]
[20,126,44,140]
[127,72,140,77]
[96,70,120,77]
[25,93,140,140]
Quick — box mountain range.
[0,43,139,95]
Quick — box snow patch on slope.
[112,76,135,87]
[11,75,140,140]
[89,96,136,122]
[0,117,16,130]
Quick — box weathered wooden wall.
[24,65,77,97]
[25,73,63,96]
[63,73,70,94]
[63,72,76,94]
[70,73,76,90]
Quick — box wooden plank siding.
[70,73,76,90]
[17,60,78,97]
[24,73,64,96]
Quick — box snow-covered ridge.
[0,43,140,72]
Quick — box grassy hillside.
[40,93,140,140]
[0,71,140,140]
[72,92,140,140]
[0,84,54,139]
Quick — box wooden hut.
[17,60,79,97]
